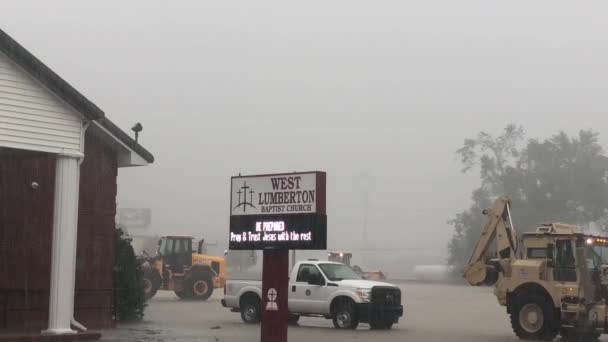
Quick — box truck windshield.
[585,245,608,270]
[318,263,362,281]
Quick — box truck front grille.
[562,296,579,304]
[371,286,401,306]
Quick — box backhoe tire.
[560,329,600,341]
[184,271,214,301]
[332,298,359,329]
[509,294,557,341]
[240,295,261,324]
[143,269,161,301]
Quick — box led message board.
[229,172,326,250]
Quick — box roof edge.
[97,118,154,163]
[0,28,153,164]
[0,28,105,121]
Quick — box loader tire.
[184,271,214,301]
[174,290,190,300]
[509,294,557,341]
[143,269,161,301]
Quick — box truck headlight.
[356,289,371,302]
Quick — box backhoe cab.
[465,196,608,340]
[141,236,226,301]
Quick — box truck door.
[289,264,325,314]
[554,239,577,282]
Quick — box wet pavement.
[100,282,601,342]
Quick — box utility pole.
[361,172,370,249]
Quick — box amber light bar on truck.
[585,237,608,245]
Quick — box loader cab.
[158,236,194,275]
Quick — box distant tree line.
[448,124,608,269]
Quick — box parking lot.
[100,282,570,342]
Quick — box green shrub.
[113,227,147,321]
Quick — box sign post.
[229,171,327,342]
[261,249,289,341]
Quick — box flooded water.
[102,282,586,342]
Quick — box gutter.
[71,119,92,332]
[78,120,92,165]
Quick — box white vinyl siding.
[0,52,82,154]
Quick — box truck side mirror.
[546,243,554,267]
[547,243,555,268]
[307,274,325,286]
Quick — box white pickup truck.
[221,260,403,330]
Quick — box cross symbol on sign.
[266,288,278,311]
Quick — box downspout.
[71,120,91,332]
[78,121,91,165]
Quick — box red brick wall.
[0,131,118,331]
[0,152,55,331]
[74,132,117,329]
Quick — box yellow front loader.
[141,236,226,301]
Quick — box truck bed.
[223,279,262,309]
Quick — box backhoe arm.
[463,196,517,286]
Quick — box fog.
[4,1,608,277]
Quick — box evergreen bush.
[113,227,147,321]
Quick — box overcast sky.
[4,1,608,269]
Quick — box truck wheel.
[143,269,161,300]
[185,272,214,301]
[288,314,300,325]
[332,298,359,329]
[240,295,261,324]
[510,294,557,340]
